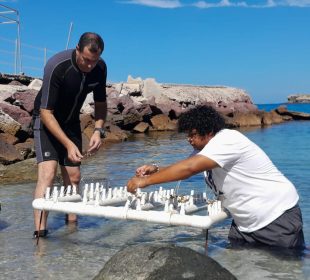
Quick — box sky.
[0,0,310,104]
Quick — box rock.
[226,112,262,127]
[120,82,142,96]
[0,91,12,103]
[0,111,21,135]
[27,78,42,91]
[8,80,24,86]
[103,123,129,142]
[80,113,94,131]
[133,122,149,133]
[15,138,35,159]
[150,114,176,131]
[0,157,37,184]
[0,133,19,145]
[0,140,23,164]
[81,92,94,115]
[93,244,237,280]
[143,78,162,99]
[12,89,38,113]
[83,122,128,143]
[276,106,310,120]
[0,84,29,101]
[0,102,30,122]
[262,111,286,126]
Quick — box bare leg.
[61,165,81,222]
[33,160,58,231]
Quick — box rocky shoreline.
[1,73,310,185]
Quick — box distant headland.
[287,94,310,103]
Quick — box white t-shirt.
[198,129,299,232]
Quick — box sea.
[0,103,309,280]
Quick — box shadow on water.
[0,219,10,230]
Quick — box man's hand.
[87,131,102,154]
[67,142,84,163]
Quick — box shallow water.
[0,123,309,280]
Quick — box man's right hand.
[67,143,83,163]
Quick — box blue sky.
[0,0,310,104]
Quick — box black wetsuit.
[33,49,107,166]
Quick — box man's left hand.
[87,132,102,153]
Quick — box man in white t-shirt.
[127,105,305,248]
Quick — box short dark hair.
[78,32,104,54]
[178,105,225,136]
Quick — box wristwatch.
[94,127,106,138]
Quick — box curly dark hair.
[178,105,225,136]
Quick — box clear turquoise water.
[0,113,309,279]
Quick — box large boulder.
[93,244,237,280]
[12,89,38,113]
[0,140,23,164]
[276,106,310,120]
[226,112,262,127]
[27,78,42,91]
[150,114,177,131]
[0,111,21,135]
[0,102,30,122]
[261,111,286,125]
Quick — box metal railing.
[0,35,57,78]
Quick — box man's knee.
[69,172,81,185]
[37,161,58,184]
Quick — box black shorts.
[33,116,82,167]
[228,204,305,249]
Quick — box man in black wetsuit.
[32,32,107,238]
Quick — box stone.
[0,102,30,122]
[0,133,19,145]
[0,91,12,103]
[93,244,237,280]
[15,138,35,159]
[276,107,310,120]
[0,111,21,135]
[12,89,38,113]
[80,113,94,131]
[8,80,24,86]
[27,78,42,90]
[103,124,128,142]
[81,92,94,115]
[150,114,174,131]
[133,122,149,133]
[262,111,285,126]
[0,140,23,164]
[228,112,262,127]
[0,157,37,184]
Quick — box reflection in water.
[0,129,309,280]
